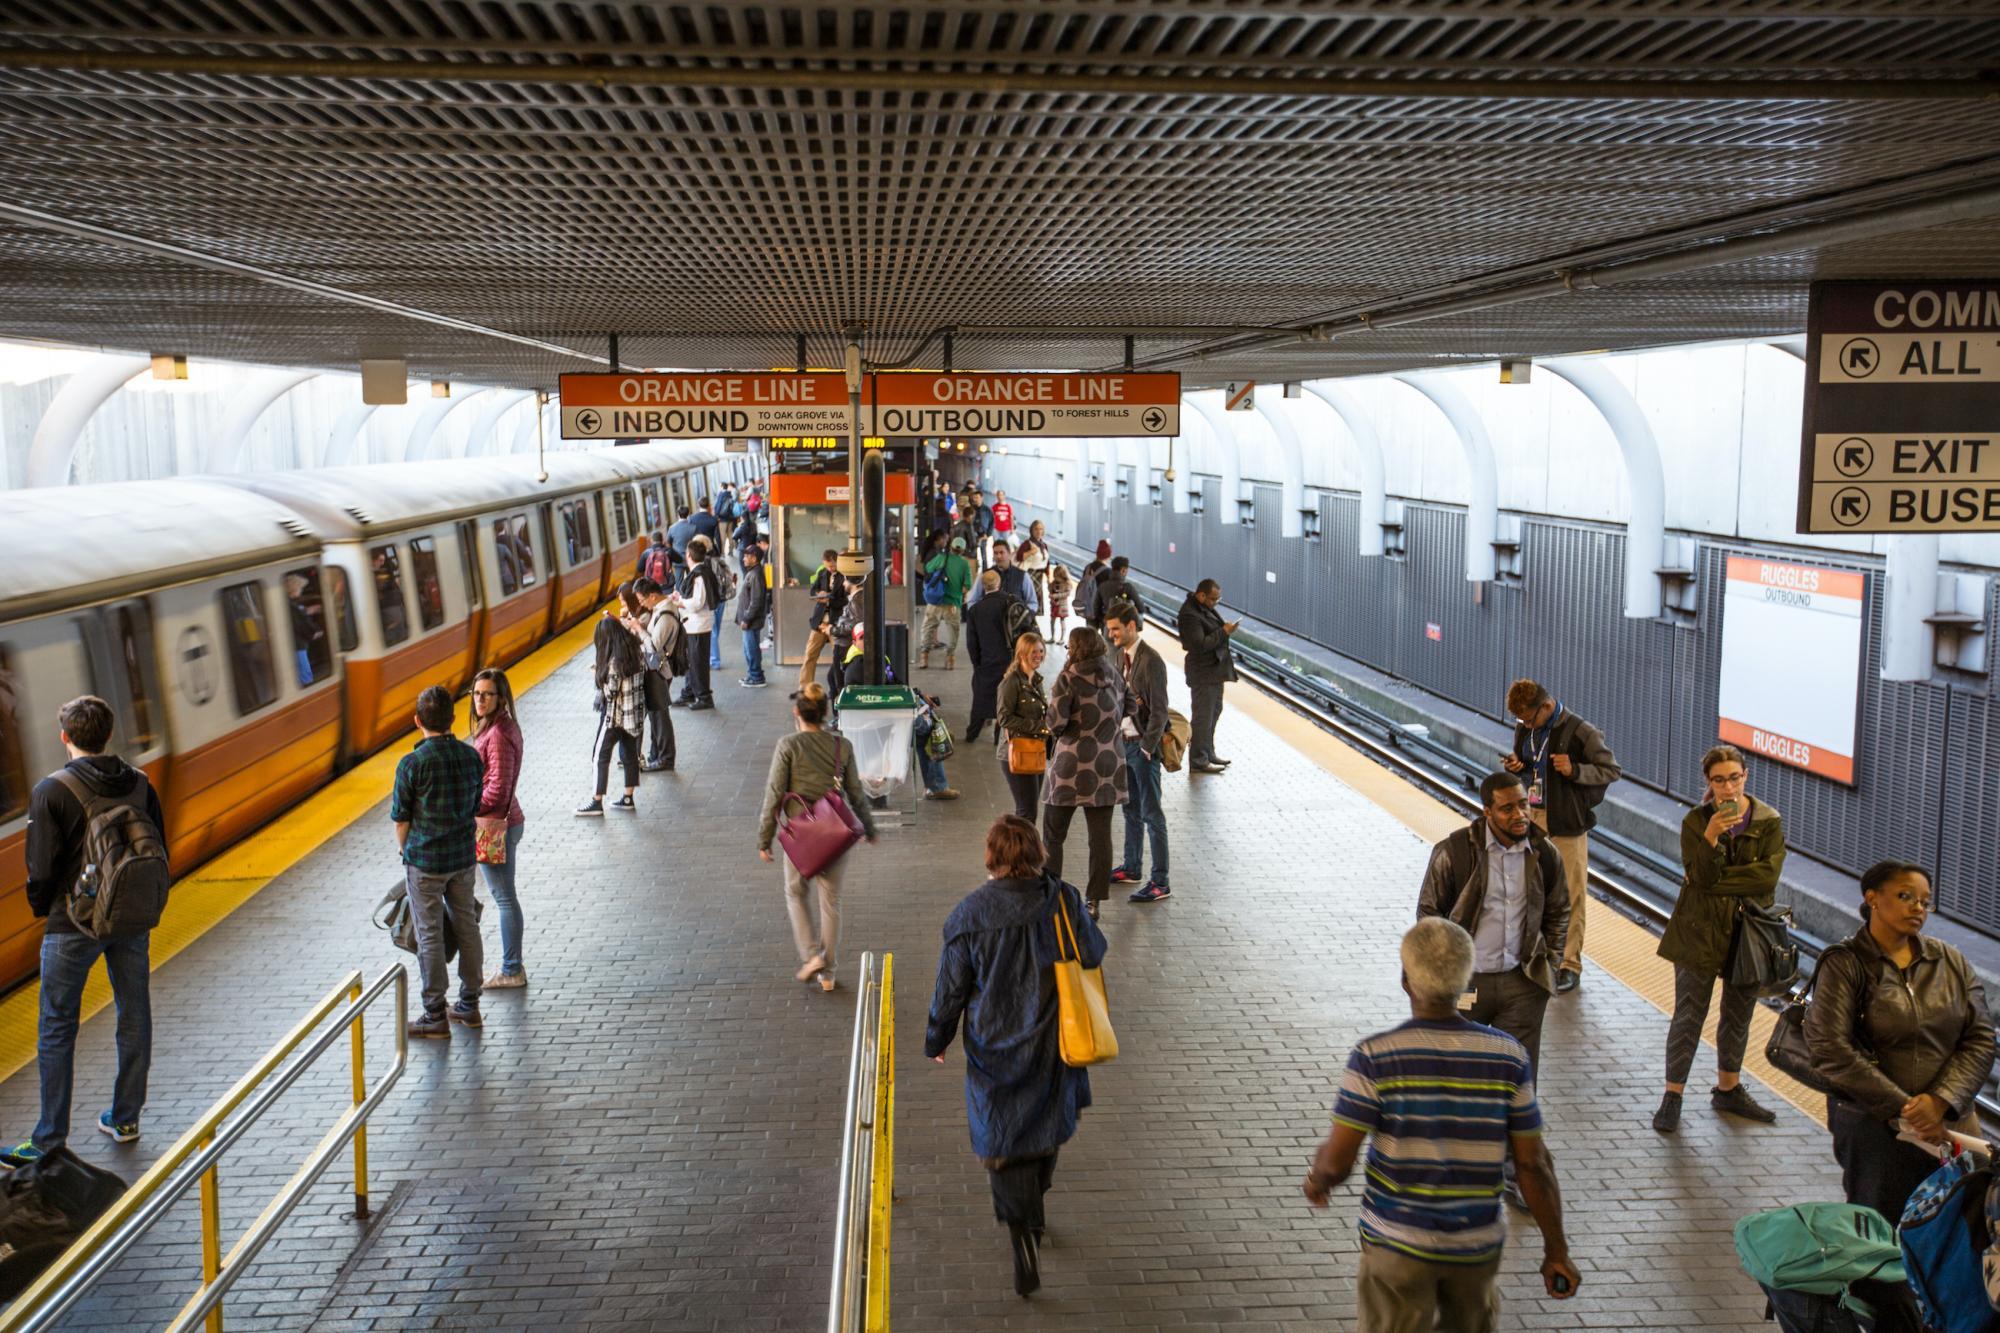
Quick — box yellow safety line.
[1146,633,1827,1126]
[0,613,604,1086]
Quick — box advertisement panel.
[1715,556,1866,785]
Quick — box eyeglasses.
[1709,772,1747,785]
[471,689,498,699]
[1894,889,1933,911]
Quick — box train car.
[0,443,723,992]
[0,481,337,987]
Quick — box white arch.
[404,385,495,461]
[468,389,534,459]
[323,401,381,468]
[1184,394,1246,526]
[1392,374,1499,582]
[25,354,150,487]
[1299,380,1388,556]
[1541,359,1668,618]
[1251,398,1310,538]
[207,368,318,473]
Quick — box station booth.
[767,437,918,671]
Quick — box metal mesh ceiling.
[1,2,1998,389]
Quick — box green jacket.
[924,551,974,606]
[1657,796,1786,979]
[757,728,877,851]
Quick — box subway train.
[0,443,727,992]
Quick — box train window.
[409,537,445,631]
[218,581,279,715]
[610,494,629,547]
[326,566,359,653]
[493,518,520,596]
[371,544,410,646]
[510,514,537,587]
[642,481,663,532]
[560,504,578,565]
[575,502,594,559]
[113,604,159,748]
[283,567,333,686]
[457,521,481,609]
[0,643,27,824]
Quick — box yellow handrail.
[0,965,407,1333]
[865,954,894,1331]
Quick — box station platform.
[0,613,1845,1331]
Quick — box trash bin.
[836,684,918,796]
[881,620,911,684]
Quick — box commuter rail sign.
[559,371,1181,439]
[559,372,850,439]
[1801,281,2000,532]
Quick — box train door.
[0,615,98,984]
[89,599,170,783]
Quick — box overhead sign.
[859,373,1179,438]
[559,373,849,439]
[1225,381,1255,411]
[562,372,1180,439]
[1716,557,1865,785]
[1800,281,2000,533]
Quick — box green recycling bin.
[836,684,918,792]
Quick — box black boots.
[1008,1222,1040,1296]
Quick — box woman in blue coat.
[926,814,1109,1297]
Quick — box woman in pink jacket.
[471,667,528,987]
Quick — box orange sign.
[559,373,849,438]
[769,473,915,506]
[862,373,1180,438]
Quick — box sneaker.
[641,760,671,773]
[484,969,527,989]
[1712,1084,1778,1124]
[409,1009,451,1040]
[796,954,828,983]
[1085,901,1100,921]
[96,1112,139,1144]
[818,972,838,993]
[575,799,604,817]
[1108,869,1141,885]
[740,677,769,688]
[689,699,716,712]
[448,1001,482,1029]
[1128,882,1172,904]
[1,1142,43,1167]
[923,788,961,801]
[1651,1091,1682,1134]
[1555,968,1580,995]
[610,795,636,812]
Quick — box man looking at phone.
[1177,579,1238,776]
[1501,679,1620,996]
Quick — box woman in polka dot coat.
[1039,626,1128,918]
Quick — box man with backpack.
[966,541,1040,620]
[919,535,975,670]
[638,530,675,585]
[634,577,682,771]
[1074,540,1112,625]
[1092,556,1143,629]
[678,537,722,711]
[7,695,166,1162]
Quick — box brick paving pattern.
[0,626,1842,1330]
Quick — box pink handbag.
[776,741,866,879]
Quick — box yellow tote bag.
[1053,894,1118,1067]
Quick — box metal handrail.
[0,965,409,1333]
[828,951,894,1333]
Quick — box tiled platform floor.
[0,622,1843,1330]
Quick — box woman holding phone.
[1651,744,1786,1133]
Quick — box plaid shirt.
[390,734,484,873]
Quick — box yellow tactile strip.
[1147,631,1827,1127]
[0,612,605,1083]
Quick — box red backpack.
[643,547,674,586]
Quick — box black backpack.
[1002,594,1036,648]
[53,769,169,940]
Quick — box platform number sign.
[1799,280,2000,533]
[1224,381,1255,412]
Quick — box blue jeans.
[710,622,724,669]
[742,627,765,682]
[35,931,152,1149]
[1119,740,1168,884]
[479,822,526,975]
[912,715,948,793]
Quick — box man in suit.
[1176,578,1237,776]
[1105,605,1170,902]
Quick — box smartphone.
[1717,798,1740,819]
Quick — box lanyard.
[1528,708,1560,768]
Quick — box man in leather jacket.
[1503,679,1619,996]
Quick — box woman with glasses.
[1652,745,1785,1133]
[1809,860,1996,1222]
[470,668,528,988]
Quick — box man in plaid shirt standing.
[392,684,486,1039]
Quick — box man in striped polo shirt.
[1303,918,1579,1331]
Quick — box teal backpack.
[1735,1202,1907,1318]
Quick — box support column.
[1252,399,1310,538]
[25,353,149,487]
[1882,535,1939,683]
[206,368,318,473]
[1542,359,1668,618]
[1185,395,1245,526]
[1298,381,1388,556]
[1392,374,1498,582]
